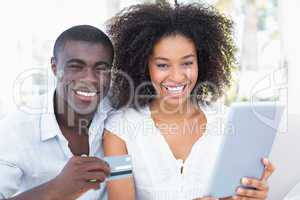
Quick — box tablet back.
[205,102,285,198]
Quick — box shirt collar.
[40,88,61,141]
[40,88,112,142]
[88,96,112,138]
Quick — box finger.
[236,187,268,199]
[241,177,269,191]
[233,195,260,200]
[83,181,102,191]
[84,163,111,176]
[82,171,107,182]
[194,197,219,200]
[81,156,110,169]
[81,159,111,176]
[69,156,99,165]
[260,158,275,181]
[77,156,109,166]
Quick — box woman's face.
[148,34,198,107]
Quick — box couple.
[0,2,273,200]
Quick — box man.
[0,25,114,199]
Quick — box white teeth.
[75,90,96,97]
[164,85,185,93]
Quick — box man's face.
[52,40,112,115]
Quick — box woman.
[103,2,273,200]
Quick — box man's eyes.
[68,65,83,70]
[95,64,110,71]
[67,64,110,72]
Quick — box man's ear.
[51,57,57,76]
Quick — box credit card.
[104,155,133,181]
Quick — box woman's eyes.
[155,61,194,69]
[182,61,193,66]
[156,63,168,68]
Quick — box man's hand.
[51,156,110,199]
[6,156,110,200]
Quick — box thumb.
[198,197,219,200]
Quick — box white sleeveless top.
[105,105,226,200]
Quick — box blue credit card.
[104,155,133,181]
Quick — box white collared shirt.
[0,89,112,200]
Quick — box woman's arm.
[103,129,136,200]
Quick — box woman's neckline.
[144,104,210,166]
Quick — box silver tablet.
[204,102,285,198]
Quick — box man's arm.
[0,160,23,199]
[1,157,110,200]
[5,180,60,200]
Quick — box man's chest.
[65,133,90,156]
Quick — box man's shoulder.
[0,109,37,128]
[0,110,40,166]
[0,93,51,138]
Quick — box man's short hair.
[53,25,114,60]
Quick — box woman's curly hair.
[107,2,236,109]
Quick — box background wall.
[0,0,299,199]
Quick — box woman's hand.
[195,158,274,200]
[231,158,275,200]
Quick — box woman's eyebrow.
[153,57,169,61]
[153,54,196,61]
[181,54,196,59]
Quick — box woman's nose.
[168,66,186,82]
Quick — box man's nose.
[82,68,98,83]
